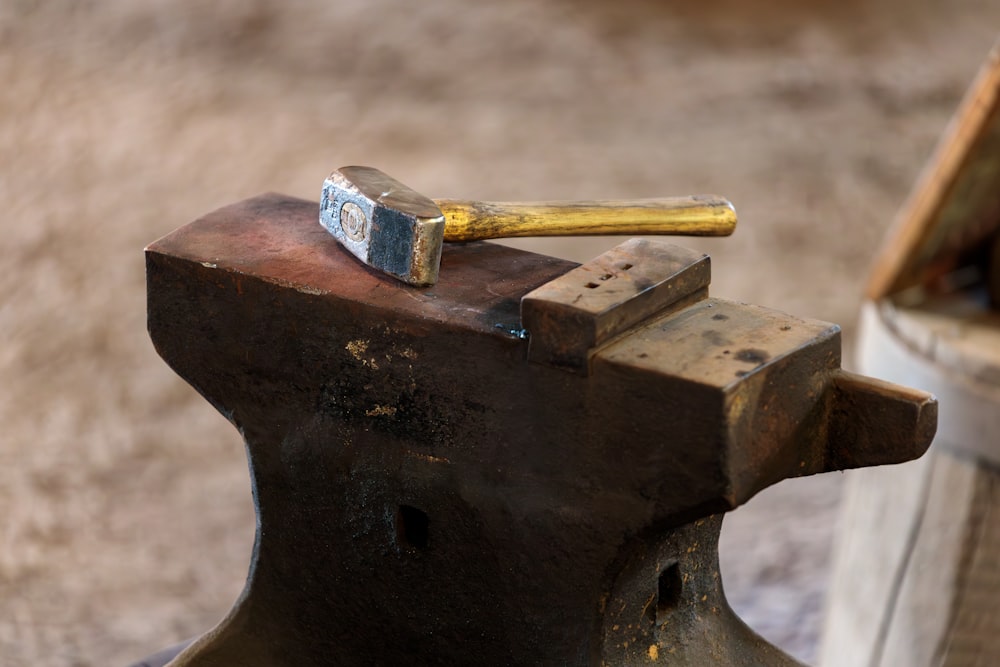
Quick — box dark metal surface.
[521,239,710,374]
[141,194,936,666]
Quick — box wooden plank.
[824,446,1000,667]
[818,456,934,667]
[877,450,980,667]
[888,292,1000,385]
[940,465,1000,665]
[822,300,1000,667]
[867,41,1000,300]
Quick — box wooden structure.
[821,41,1000,667]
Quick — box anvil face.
[144,194,934,666]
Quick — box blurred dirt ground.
[1,2,997,665]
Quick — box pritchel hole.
[656,563,682,621]
[585,282,600,289]
[396,505,429,549]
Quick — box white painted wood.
[821,299,1000,667]
[819,456,934,667]
[878,450,979,667]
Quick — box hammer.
[320,166,737,286]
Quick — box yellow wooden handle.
[434,196,736,242]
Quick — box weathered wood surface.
[866,41,1000,300]
[821,298,1000,667]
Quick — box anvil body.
[144,194,935,666]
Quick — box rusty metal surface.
[521,239,710,374]
[143,194,936,666]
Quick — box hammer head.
[320,166,446,286]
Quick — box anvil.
[139,194,935,666]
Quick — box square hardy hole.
[395,505,429,550]
[656,562,682,622]
[642,561,683,626]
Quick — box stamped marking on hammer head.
[340,202,368,242]
[320,166,446,286]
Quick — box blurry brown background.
[1,2,997,665]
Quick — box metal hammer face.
[320,166,446,286]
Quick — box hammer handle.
[434,196,736,242]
